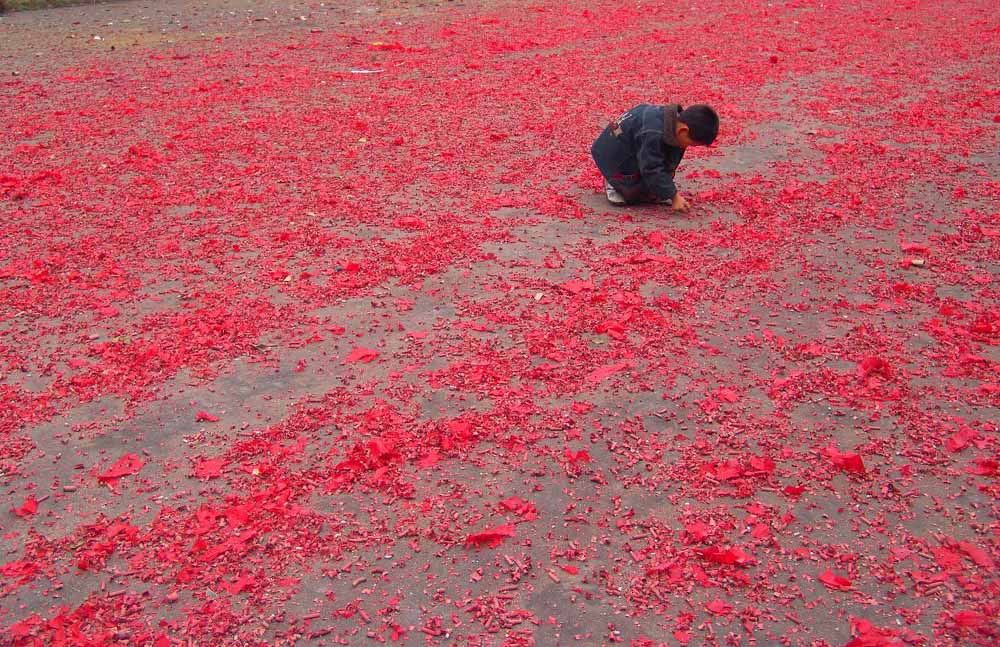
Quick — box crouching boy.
[591,103,718,212]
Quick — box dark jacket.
[591,103,685,201]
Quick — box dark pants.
[591,126,650,204]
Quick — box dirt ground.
[1,0,478,70]
[1,0,999,646]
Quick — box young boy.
[591,103,719,212]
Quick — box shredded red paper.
[1,0,998,644]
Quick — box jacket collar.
[662,104,682,146]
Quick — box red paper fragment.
[957,541,995,568]
[857,356,893,380]
[714,387,739,403]
[705,599,733,615]
[499,497,538,520]
[417,451,441,468]
[221,575,256,594]
[783,484,807,498]
[345,347,379,363]
[196,411,220,422]
[818,568,853,591]
[825,446,866,475]
[684,521,711,543]
[967,458,998,477]
[945,427,977,453]
[952,610,989,629]
[748,454,775,474]
[585,361,630,384]
[845,617,905,647]
[194,457,227,480]
[900,241,929,253]
[97,453,145,484]
[464,524,516,548]
[698,546,750,566]
[560,279,595,295]
[12,498,38,518]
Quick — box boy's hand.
[672,193,690,213]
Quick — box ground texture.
[1,0,999,645]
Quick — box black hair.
[678,104,719,145]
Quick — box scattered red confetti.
[1,0,997,644]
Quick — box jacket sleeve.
[637,130,677,201]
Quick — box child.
[591,103,718,211]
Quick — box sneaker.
[605,181,626,206]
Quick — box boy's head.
[676,104,719,147]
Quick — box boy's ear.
[675,121,690,136]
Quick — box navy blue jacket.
[591,103,685,201]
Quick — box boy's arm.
[636,130,678,203]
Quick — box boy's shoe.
[605,181,626,206]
